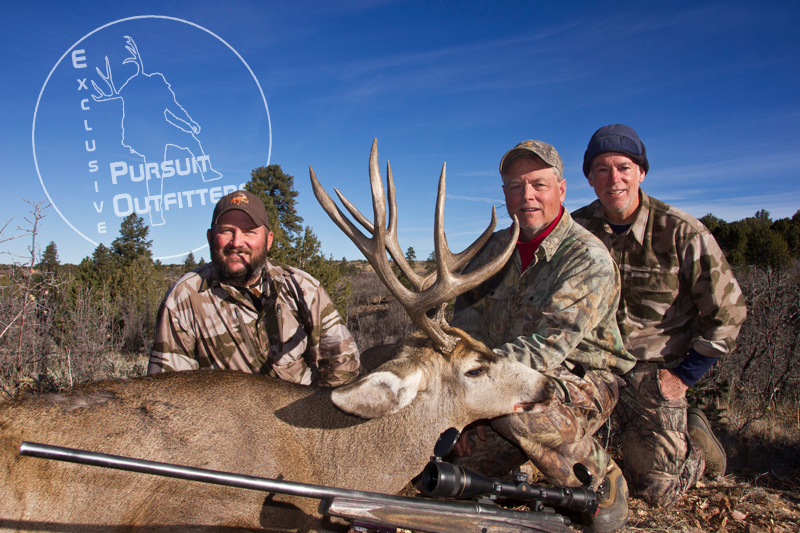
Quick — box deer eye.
[465,367,486,377]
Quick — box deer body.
[0,330,554,532]
[1,140,538,532]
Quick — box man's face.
[502,156,566,241]
[207,210,273,286]
[588,152,646,224]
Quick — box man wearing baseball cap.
[451,140,635,532]
[573,125,747,506]
[149,189,361,387]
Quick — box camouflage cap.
[211,190,271,230]
[499,140,564,176]
[583,124,649,177]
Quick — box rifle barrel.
[19,441,402,505]
[19,441,575,533]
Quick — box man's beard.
[211,244,270,286]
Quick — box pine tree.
[184,251,198,271]
[92,244,113,272]
[39,241,59,273]
[245,165,303,259]
[288,227,323,271]
[111,214,153,267]
[405,247,416,270]
[425,251,436,273]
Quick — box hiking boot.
[687,407,726,477]
[586,459,628,533]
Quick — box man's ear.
[266,230,274,252]
[207,228,213,247]
[586,171,594,187]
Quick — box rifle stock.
[324,496,574,533]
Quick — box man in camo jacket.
[451,140,636,533]
[572,124,747,507]
[148,190,361,387]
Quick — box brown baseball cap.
[499,140,564,176]
[211,190,271,229]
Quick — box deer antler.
[91,56,118,101]
[310,139,519,353]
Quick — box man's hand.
[658,368,689,401]
[455,421,487,457]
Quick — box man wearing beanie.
[451,140,635,532]
[148,189,361,387]
[573,125,746,507]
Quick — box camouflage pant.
[615,362,704,507]
[453,367,618,487]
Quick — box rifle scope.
[420,461,598,515]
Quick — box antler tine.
[333,158,424,291]
[309,168,376,260]
[420,204,501,291]
[367,142,426,290]
[309,144,417,309]
[310,139,519,353]
[415,164,520,312]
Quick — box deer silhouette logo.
[92,36,222,226]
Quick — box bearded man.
[148,190,361,387]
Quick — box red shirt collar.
[515,205,564,271]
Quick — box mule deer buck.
[0,140,555,532]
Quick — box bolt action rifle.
[20,428,599,533]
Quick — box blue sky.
[2,0,798,265]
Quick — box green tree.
[745,226,791,269]
[771,212,800,257]
[288,226,323,271]
[110,255,171,352]
[405,247,416,270]
[184,251,198,271]
[425,250,436,273]
[92,243,114,275]
[111,214,152,267]
[699,214,724,234]
[39,241,59,273]
[245,165,303,259]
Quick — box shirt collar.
[538,207,572,261]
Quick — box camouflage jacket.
[572,191,746,363]
[451,211,635,375]
[148,260,361,387]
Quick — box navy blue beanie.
[583,124,649,177]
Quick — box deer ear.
[331,369,424,419]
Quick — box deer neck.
[323,389,455,494]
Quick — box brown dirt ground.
[378,476,800,533]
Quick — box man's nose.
[522,182,536,197]
[230,230,246,247]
